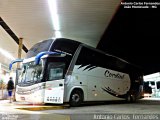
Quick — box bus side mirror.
[9,59,23,70]
[35,51,62,65]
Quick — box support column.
[14,38,23,101]
[0,63,2,99]
[17,38,23,68]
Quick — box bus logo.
[104,70,125,79]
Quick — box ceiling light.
[47,0,60,31]
[0,48,15,60]
[55,31,61,38]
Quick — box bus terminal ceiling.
[0,0,121,68]
[0,0,160,75]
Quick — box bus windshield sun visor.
[35,51,62,65]
[9,59,23,70]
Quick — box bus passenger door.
[44,63,65,104]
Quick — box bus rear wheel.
[126,94,136,103]
[126,94,131,102]
[69,89,83,107]
[131,95,137,103]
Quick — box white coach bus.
[10,38,144,106]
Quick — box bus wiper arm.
[9,59,23,70]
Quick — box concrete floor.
[0,98,160,120]
[0,100,70,120]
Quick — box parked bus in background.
[9,38,144,106]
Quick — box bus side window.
[47,62,65,81]
[49,68,63,80]
[157,81,160,89]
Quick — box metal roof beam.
[0,17,28,53]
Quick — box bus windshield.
[18,60,44,86]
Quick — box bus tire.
[69,89,83,107]
[131,95,137,103]
[126,94,136,103]
[126,94,132,103]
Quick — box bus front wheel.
[69,89,83,107]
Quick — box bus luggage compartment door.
[44,79,64,104]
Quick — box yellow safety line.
[16,106,69,111]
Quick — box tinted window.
[47,62,65,81]
[50,38,80,56]
[26,39,53,58]
[156,81,160,89]
[150,81,155,85]
[76,46,127,71]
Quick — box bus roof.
[26,38,142,73]
[26,38,81,58]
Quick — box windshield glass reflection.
[18,60,43,86]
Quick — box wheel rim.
[72,94,80,102]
